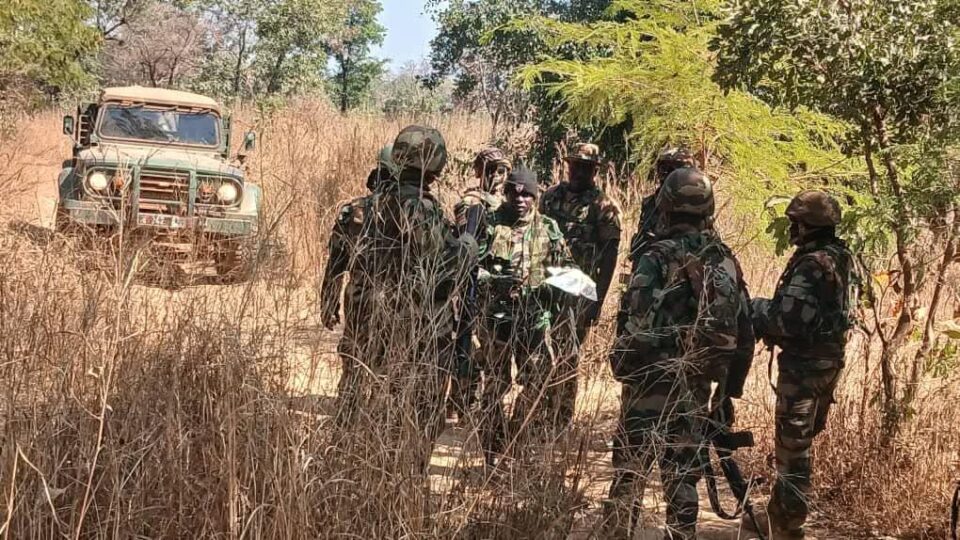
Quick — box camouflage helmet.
[656,146,696,177]
[473,147,511,172]
[377,144,395,169]
[391,125,448,175]
[565,143,602,165]
[785,190,842,227]
[656,168,715,217]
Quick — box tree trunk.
[870,106,917,442]
[266,51,287,95]
[233,27,247,97]
[339,53,350,114]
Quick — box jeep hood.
[78,144,243,178]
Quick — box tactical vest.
[540,184,610,277]
[776,238,856,364]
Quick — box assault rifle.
[703,396,766,540]
[454,203,486,377]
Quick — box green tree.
[327,0,385,113]
[0,0,101,101]
[515,0,851,211]
[712,0,960,438]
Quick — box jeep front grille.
[138,169,190,213]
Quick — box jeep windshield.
[98,104,220,147]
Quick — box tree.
[712,0,960,439]
[326,0,385,113]
[101,2,207,87]
[516,0,852,211]
[371,61,454,116]
[0,0,101,103]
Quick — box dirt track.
[2,135,833,540]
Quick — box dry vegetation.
[0,103,957,539]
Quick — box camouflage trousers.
[547,303,590,430]
[335,284,454,472]
[769,366,841,531]
[476,315,558,463]
[609,375,713,539]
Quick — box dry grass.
[0,102,956,539]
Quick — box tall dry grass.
[0,101,956,539]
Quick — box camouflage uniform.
[350,126,477,465]
[606,169,748,540]
[629,147,697,273]
[750,190,854,537]
[322,146,395,427]
[450,148,510,418]
[540,143,622,426]
[476,167,574,464]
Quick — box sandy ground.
[2,142,832,540]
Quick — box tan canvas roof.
[100,86,221,112]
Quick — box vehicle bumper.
[60,200,258,237]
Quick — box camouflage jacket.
[353,179,476,310]
[610,226,749,385]
[320,194,370,322]
[753,236,855,369]
[628,191,660,271]
[540,182,622,309]
[479,208,573,327]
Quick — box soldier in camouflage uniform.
[351,125,478,465]
[745,190,855,539]
[540,142,622,427]
[321,146,395,426]
[475,166,574,467]
[449,148,512,420]
[604,168,750,540]
[629,147,697,272]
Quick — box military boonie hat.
[786,190,842,227]
[504,166,538,196]
[657,146,696,169]
[391,125,448,174]
[564,143,602,164]
[657,168,715,217]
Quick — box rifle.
[454,203,486,378]
[703,397,767,540]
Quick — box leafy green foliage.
[515,0,855,218]
[326,0,385,112]
[0,0,101,98]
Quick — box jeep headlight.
[87,171,109,192]
[217,182,239,203]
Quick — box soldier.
[744,190,855,539]
[603,168,750,540]
[629,147,697,271]
[475,165,574,467]
[540,142,622,427]
[351,125,478,466]
[449,148,512,421]
[321,145,395,426]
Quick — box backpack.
[653,237,754,385]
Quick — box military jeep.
[57,86,261,278]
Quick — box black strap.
[951,480,959,540]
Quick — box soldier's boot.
[598,498,634,539]
[740,509,805,539]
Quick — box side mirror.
[63,116,75,136]
[243,132,256,152]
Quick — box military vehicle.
[57,86,261,278]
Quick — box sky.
[372,0,440,71]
